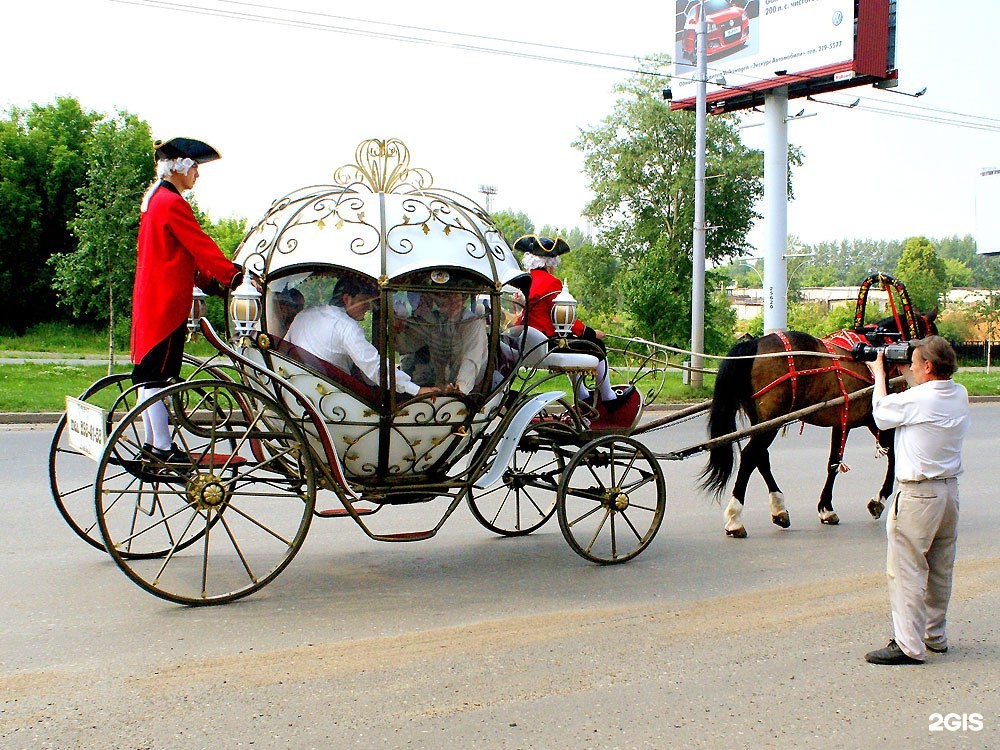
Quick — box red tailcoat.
[130,182,239,364]
[523,268,585,338]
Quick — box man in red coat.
[131,137,242,459]
[513,234,633,413]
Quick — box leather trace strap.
[750,330,876,465]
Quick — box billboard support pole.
[690,0,707,389]
[763,86,789,333]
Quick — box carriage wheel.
[49,355,233,554]
[49,373,141,552]
[557,434,666,564]
[95,380,316,605]
[467,423,568,536]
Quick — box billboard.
[670,0,893,112]
[976,169,1000,256]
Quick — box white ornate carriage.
[50,139,671,605]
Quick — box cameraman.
[863,336,970,665]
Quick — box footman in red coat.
[130,137,242,459]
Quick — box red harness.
[751,330,875,464]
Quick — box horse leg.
[753,432,790,528]
[817,428,844,525]
[865,421,894,519]
[724,430,780,538]
[723,437,762,539]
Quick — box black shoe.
[601,385,636,412]
[864,640,923,665]
[143,443,187,463]
[925,642,948,654]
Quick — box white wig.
[156,157,196,179]
[521,252,561,271]
[140,158,198,212]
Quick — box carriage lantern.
[187,285,208,340]
[229,274,262,344]
[551,279,578,337]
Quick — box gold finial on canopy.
[333,138,433,193]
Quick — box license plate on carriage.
[65,396,107,462]
[724,27,740,38]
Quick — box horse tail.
[699,338,759,498]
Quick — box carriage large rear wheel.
[557,434,665,564]
[95,380,316,605]
[467,422,570,536]
[49,355,234,554]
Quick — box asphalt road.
[2,407,999,749]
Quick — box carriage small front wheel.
[467,422,571,536]
[556,434,666,564]
[95,379,316,605]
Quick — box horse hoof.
[819,511,840,525]
[867,499,885,519]
[725,526,748,539]
[771,511,790,529]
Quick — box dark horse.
[700,311,937,537]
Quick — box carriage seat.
[505,325,599,373]
[271,335,380,403]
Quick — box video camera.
[851,341,914,365]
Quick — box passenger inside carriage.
[394,288,489,395]
[284,274,441,398]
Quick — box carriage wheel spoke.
[620,511,645,542]
[218,512,258,583]
[621,471,656,494]
[224,499,296,546]
[151,508,202,584]
[566,501,605,529]
[583,508,611,554]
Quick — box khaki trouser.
[886,477,960,660]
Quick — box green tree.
[560,238,620,317]
[52,111,153,328]
[942,257,973,288]
[894,236,949,312]
[0,97,99,332]
[491,209,534,248]
[574,57,788,350]
[205,215,248,258]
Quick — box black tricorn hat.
[512,235,571,258]
[154,137,221,164]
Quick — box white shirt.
[871,379,970,482]
[286,305,420,396]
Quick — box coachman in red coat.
[130,137,242,458]
[513,235,634,414]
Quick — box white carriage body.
[232,139,530,486]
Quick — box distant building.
[727,286,995,322]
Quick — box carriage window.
[391,278,492,397]
[279,270,382,389]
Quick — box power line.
[217,0,644,62]
[112,0,1000,131]
[110,0,668,77]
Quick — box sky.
[4,0,999,252]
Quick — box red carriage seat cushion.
[271,336,380,403]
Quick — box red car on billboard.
[679,0,750,61]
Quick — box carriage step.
[194,453,248,468]
[376,530,436,541]
[316,505,377,518]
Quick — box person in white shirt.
[395,290,487,395]
[286,275,439,398]
[863,335,970,665]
